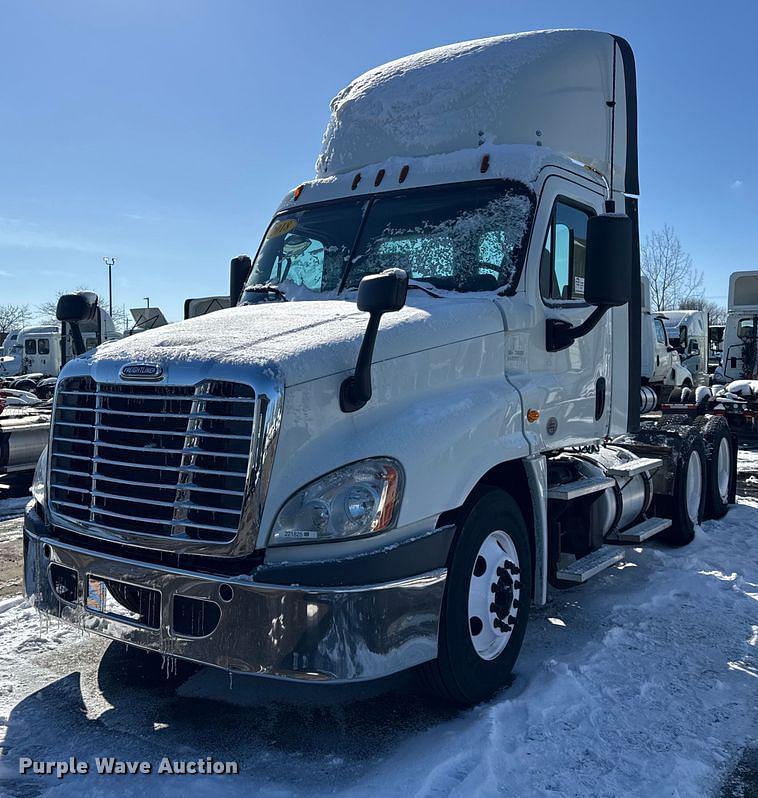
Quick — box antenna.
[605,43,618,213]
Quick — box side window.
[655,319,667,345]
[738,318,756,339]
[540,199,592,302]
[38,338,50,355]
[24,339,37,355]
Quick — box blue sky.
[1,0,755,323]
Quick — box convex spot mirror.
[56,291,99,323]
[357,268,409,314]
[584,213,633,307]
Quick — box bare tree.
[642,225,703,310]
[0,302,30,334]
[678,297,727,326]
[110,304,130,334]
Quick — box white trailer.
[24,30,736,705]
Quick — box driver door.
[503,176,612,452]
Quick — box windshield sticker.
[266,219,298,239]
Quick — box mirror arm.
[340,312,383,413]
[545,304,611,353]
[67,321,86,357]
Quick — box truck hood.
[88,297,504,386]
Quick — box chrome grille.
[49,376,261,544]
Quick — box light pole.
[103,256,117,316]
[143,297,150,309]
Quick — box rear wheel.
[660,435,707,545]
[693,415,735,519]
[420,488,532,706]
[622,424,706,545]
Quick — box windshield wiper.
[347,279,441,298]
[241,284,287,303]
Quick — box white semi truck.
[661,309,709,384]
[24,30,736,705]
[640,278,695,401]
[0,301,120,381]
[714,270,758,383]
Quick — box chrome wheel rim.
[686,450,703,524]
[468,530,520,661]
[717,437,731,503]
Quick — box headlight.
[270,458,403,545]
[31,445,48,506]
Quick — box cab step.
[547,476,615,501]
[605,457,663,478]
[555,545,625,583]
[614,516,672,543]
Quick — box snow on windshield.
[350,192,532,292]
[246,183,534,298]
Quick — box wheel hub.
[468,530,521,660]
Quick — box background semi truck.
[24,30,737,705]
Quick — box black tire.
[668,387,683,404]
[619,425,706,546]
[693,416,735,519]
[419,487,532,706]
[658,433,707,545]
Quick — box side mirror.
[340,269,408,413]
[584,213,634,307]
[229,254,252,306]
[57,291,100,358]
[356,268,409,314]
[56,291,99,324]
[546,213,634,353]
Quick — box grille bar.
[50,376,258,545]
[92,474,244,497]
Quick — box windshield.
[242,182,534,301]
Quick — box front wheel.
[419,488,532,705]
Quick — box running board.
[614,516,671,543]
[555,545,625,583]
[547,476,615,501]
[605,457,663,478]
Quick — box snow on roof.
[315,29,633,194]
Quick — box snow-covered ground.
[0,463,756,797]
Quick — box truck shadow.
[2,644,460,794]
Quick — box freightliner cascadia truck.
[24,30,737,705]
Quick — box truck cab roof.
[278,29,636,214]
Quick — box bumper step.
[605,457,663,478]
[615,516,671,543]
[547,476,615,501]
[555,545,625,583]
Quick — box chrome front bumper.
[23,528,447,683]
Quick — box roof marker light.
[480,154,490,174]
[292,184,305,201]
[351,173,362,190]
[399,165,409,183]
[374,169,385,187]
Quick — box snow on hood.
[88,297,504,387]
